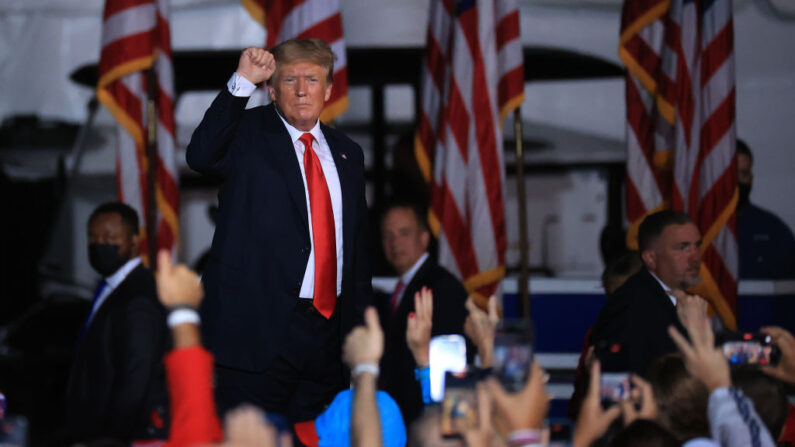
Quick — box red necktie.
[300,133,337,319]
[389,280,404,313]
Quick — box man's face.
[644,223,702,291]
[88,213,138,261]
[737,153,753,186]
[381,208,430,276]
[268,60,332,131]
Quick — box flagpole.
[145,67,158,269]
[514,108,529,319]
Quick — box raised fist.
[236,47,276,85]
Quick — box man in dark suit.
[736,139,795,279]
[589,210,701,376]
[378,203,468,424]
[65,202,168,442]
[186,39,371,422]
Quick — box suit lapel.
[80,270,131,350]
[661,290,678,321]
[323,124,354,269]
[396,258,433,316]
[90,265,142,323]
[641,269,680,325]
[262,105,309,233]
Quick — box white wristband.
[167,308,201,328]
[351,363,379,378]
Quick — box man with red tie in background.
[186,39,372,422]
[378,202,468,425]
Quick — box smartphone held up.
[492,319,534,392]
[440,371,480,438]
[431,318,535,438]
[593,341,632,407]
[429,334,468,403]
[720,332,781,366]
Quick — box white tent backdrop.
[2,0,794,279]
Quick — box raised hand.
[668,308,730,392]
[464,295,499,367]
[155,249,203,309]
[343,307,385,369]
[487,362,550,432]
[462,382,495,447]
[619,375,658,425]
[673,290,708,328]
[760,326,795,385]
[406,287,433,367]
[572,360,622,447]
[236,47,276,85]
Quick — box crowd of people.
[64,237,795,447]
[53,37,795,447]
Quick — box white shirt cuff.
[227,72,257,97]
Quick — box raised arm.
[343,307,385,447]
[668,292,776,447]
[185,48,275,177]
[463,295,499,368]
[155,250,224,446]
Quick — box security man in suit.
[65,202,168,442]
[589,210,699,376]
[186,39,372,422]
[736,139,795,279]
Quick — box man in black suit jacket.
[378,203,468,424]
[66,202,168,442]
[589,210,702,376]
[186,39,371,421]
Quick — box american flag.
[242,0,348,122]
[416,0,524,302]
[96,0,179,262]
[621,0,738,328]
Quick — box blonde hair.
[270,38,335,83]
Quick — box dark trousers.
[214,300,346,422]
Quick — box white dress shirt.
[87,257,142,324]
[227,73,343,298]
[393,252,430,308]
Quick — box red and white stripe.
[416,0,524,301]
[97,0,179,261]
[621,0,738,328]
[242,0,348,122]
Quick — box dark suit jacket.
[588,268,685,376]
[379,257,468,425]
[186,91,372,372]
[738,203,795,279]
[65,264,169,442]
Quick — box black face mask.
[89,243,127,277]
[738,183,751,209]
